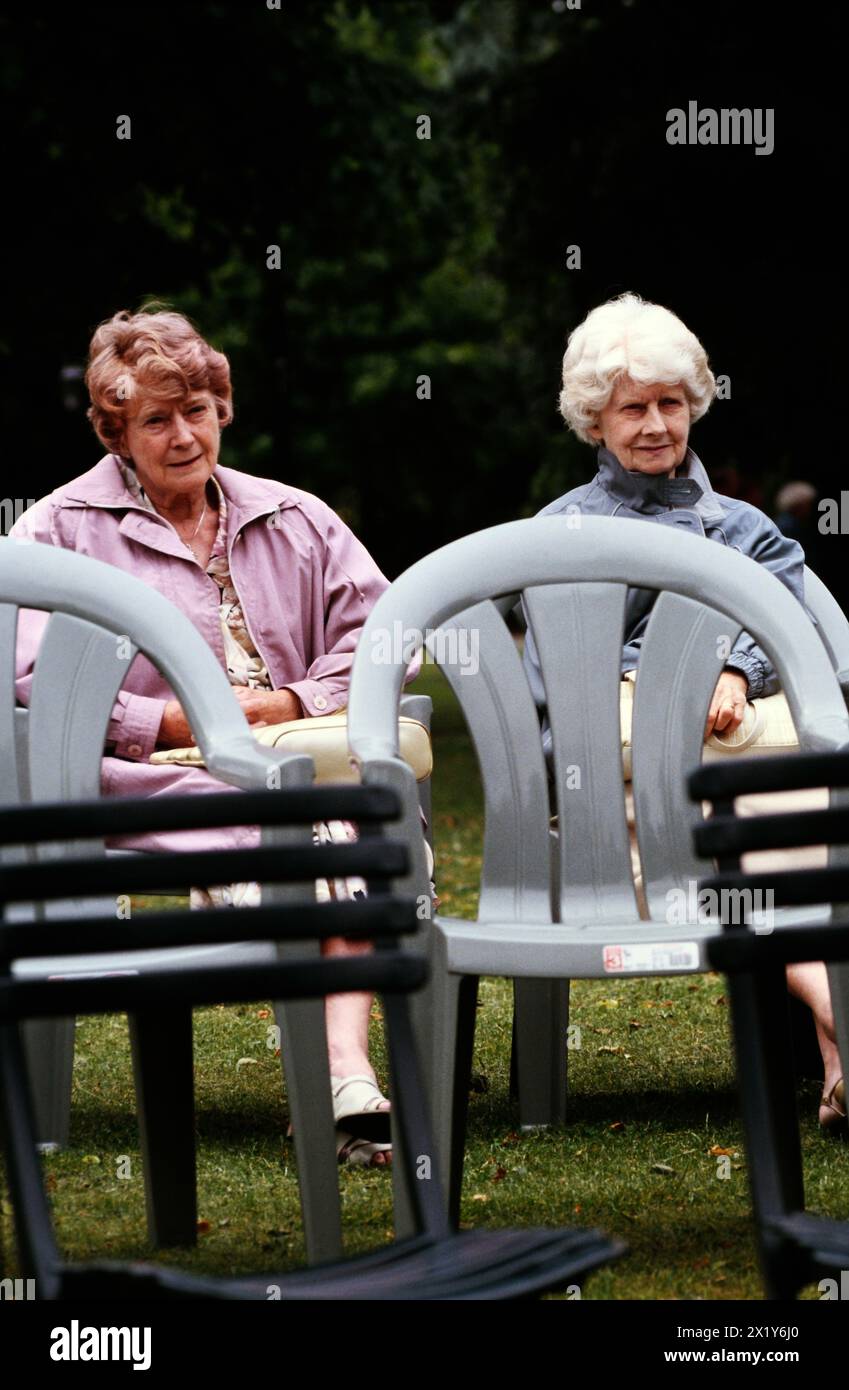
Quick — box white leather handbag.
[150,710,433,784]
[619,672,798,780]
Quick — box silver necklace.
[183,501,207,550]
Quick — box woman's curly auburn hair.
[85,304,233,454]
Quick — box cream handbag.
[618,677,824,901]
[150,710,433,784]
[619,671,798,781]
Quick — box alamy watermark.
[50,1321,151,1370]
[0,1278,36,1300]
[666,102,774,156]
[665,880,775,932]
[0,498,35,536]
[818,493,849,534]
[370,621,479,676]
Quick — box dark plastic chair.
[689,749,849,1300]
[0,784,624,1301]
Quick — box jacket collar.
[59,455,299,528]
[597,446,726,524]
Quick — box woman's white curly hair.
[559,292,717,444]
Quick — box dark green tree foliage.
[1,2,841,580]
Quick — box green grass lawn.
[2,660,847,1299]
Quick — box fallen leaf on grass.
[236,1057,259,1072]
[651,1163,676,1175]
[714,995,727,1007]
[82,1155,101,1166]
[609,1121,626,1132]
[709,1145,734,1157]
[470,1193,489,1203]
[598,1044,625,1055]
[197,1219,212,1235]
[256,1009,270,1019]
[491,1166,507,1182]
[628,1020,643,1030]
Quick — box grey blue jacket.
[523,446,809,708]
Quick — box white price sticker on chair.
[602,942,699,973]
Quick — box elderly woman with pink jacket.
[12,305,399,1167]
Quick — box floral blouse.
[116,460,272,690]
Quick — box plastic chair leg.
[274,992,343,1265]
[129,1008,197,1248]
[16,892,117,1149]
[512,978,571,1128]
[22,1017,75,1149]
[429,959,479,1226]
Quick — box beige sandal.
[286,1116,393,1168]
[820,1078,847,1137]
[330,1074,391,1143]
[335,1130,392,1168]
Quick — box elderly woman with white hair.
[523,291,845,1134]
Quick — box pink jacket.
[12,456,395,851]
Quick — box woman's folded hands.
[156,687,304,748]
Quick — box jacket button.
[314,695,328,711]
[127,743,143,757]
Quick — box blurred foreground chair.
[0,785,624,1301]
[689,749,849,1300]
[0,539,428,1260]
[347,517,849,1221]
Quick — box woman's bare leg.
[322,935,390,1164]
[786,962,843,1123]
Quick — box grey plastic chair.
[504,563,849,1125]
[803,565,849,695]
[346,516,849,1221]
[1,539,429,1262]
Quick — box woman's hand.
[231,687,303,728]
[705,669,749,738]
[158,699,196,748]
[157,689,303,748]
